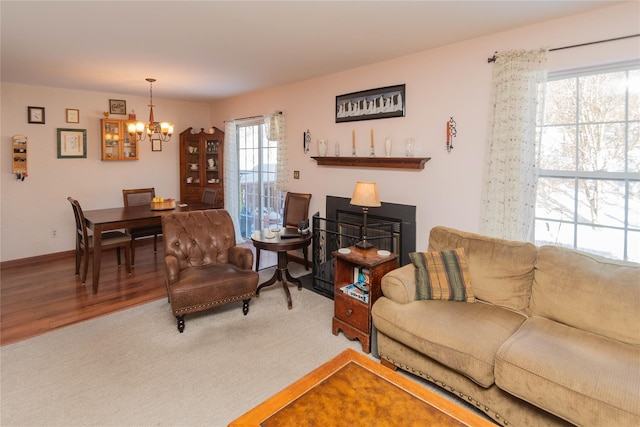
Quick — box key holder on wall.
[446,117,457,153]
[12,135,28,181]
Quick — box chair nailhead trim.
[174,292,255,314]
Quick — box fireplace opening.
[311,196,416,298]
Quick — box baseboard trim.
[1,250,75,269]
[1,237,158,269]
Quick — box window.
[237,120,284,239]
[534,61,640,262]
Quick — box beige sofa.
[372,226,640,426]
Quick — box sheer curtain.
[480,48,548,241]
[265,111,289,192]
[224,120,243,242]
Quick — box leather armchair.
[162,209,258,332]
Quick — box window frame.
[534,60,640,262]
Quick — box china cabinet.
[179,127,224,207]
[100,119,138,161]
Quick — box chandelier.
[128,78,174,142]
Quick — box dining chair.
[255,192,312,271]
[122,188,163,265]
[67,197,131,290]
[201,188,218,206]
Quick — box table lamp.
[350,181,381,249]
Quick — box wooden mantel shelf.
[311,156,430,170]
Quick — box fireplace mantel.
[311,156,430,170]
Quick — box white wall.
[1,2,638,262]
[1,84,211,261]
[210,2,639,253]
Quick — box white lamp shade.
[350,181,381,207]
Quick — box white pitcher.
[317,139,328,157]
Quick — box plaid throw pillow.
[409,248,475,302]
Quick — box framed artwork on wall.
[28,106,45,124]
[152,138,162,152]
[66,108,79,123]
[109,99,126,115]
[57,128,87,158]
[335,84,405,123]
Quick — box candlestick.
[370,128,374,148]
[352,130,356,156]
[446,121,451,143]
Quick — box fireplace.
[311,196,416,298]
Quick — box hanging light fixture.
[128,78,174,142]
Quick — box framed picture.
[66,108,79,123]
[28,106,45,124]
[57,128,87,158]
[109,99,126,115]
[151,138,162,152]
[335,84,406,123]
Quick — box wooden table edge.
[228,348,494,427]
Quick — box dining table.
[83,202,212,293]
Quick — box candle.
[352,130,355,149]
[446,121,451,143]
[370,128,374,148]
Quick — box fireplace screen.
[312,213,398,298]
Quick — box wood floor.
[0,239,276,346]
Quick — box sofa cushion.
[429,226,537,315]
[372,298,526,388]
[170,263,258,314]
[409,248,475,302]
[495,316,640,426]
[531,246,640,346]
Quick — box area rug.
[0,266,359,427]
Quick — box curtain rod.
[487,34,640,63]
[224,111,283,123]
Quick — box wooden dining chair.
[255,192,312,271]
[123,188,163,265]
[201,188,218,206]
[67,197,131,290]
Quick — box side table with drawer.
[332,247,399,353]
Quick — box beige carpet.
[0,266,361,427]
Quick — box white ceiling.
[0,1,623,101]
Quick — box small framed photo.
[57,128,87,158]
[151,138,162,152]
[28,106,45,124]
[66,108,80,123]
[109,99,126,115]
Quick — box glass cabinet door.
[205,140,220,185]
[103,120,121,160]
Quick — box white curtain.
[224,120,243,242]
[265,112,289,192]
[479,48,548,241]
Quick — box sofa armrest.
[380,264,417,304]
[164,254,180,286]
[228,245,254,271]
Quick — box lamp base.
[355,240,375,250]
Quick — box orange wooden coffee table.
[229,348,494,426]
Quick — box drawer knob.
[346,309,352,316]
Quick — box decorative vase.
[317,139,328,157]
[384,137,392,157]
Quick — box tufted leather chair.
[162,209,258,332]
